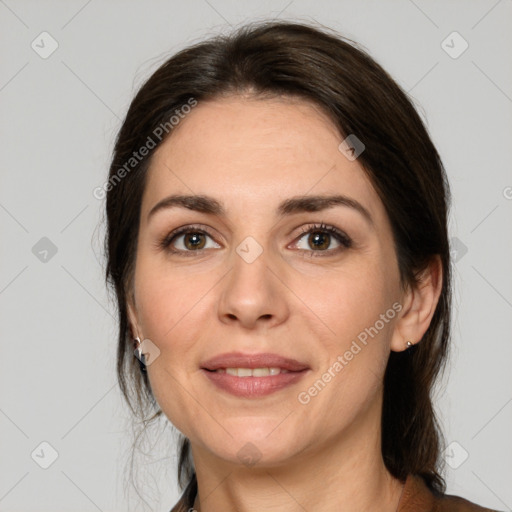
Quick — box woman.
[104,21,501,511]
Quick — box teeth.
[253,368,269,377]
[221,367,286,377]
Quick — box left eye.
[293,224,352,255]
[165,230,220,252]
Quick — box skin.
[127,95,443,512]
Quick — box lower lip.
[201,369,308,398]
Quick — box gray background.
[1,1,511,511]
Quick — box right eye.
[158,225,221,255]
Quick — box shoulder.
[438,493,501,511]
[170,473,503,511]
[398,473,503,512]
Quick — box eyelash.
[157,222,352,257]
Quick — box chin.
[202,420,308,469]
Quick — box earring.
[406,341,414,349]
[133,337,147,372]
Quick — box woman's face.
[129,95,410,467]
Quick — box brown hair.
[104,20,451,502]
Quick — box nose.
[216,243,290,331]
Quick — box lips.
[201,352,309,372]
[200,352,310,398]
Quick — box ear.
[390,255,443,352]
[126,294,142,341]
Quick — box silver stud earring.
[406,341,414,349]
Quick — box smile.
[214,367,289,377]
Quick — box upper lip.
[201,352,309,372]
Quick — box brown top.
[397,474,501,511]
[170,473,502,511]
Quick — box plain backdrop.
[1,1,511,511]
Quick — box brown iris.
[308,231,330,250]
[184,232,207,250]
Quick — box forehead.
[142,96,383,223]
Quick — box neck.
[190,393,405,512]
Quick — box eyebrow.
[147,193,374,227]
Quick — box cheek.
[295,288,395,440]
[134,254,211,349]
[293,262,395,401]
[134,268,211,432]
[297,260,394,348]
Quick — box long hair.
[104,20,452,499]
